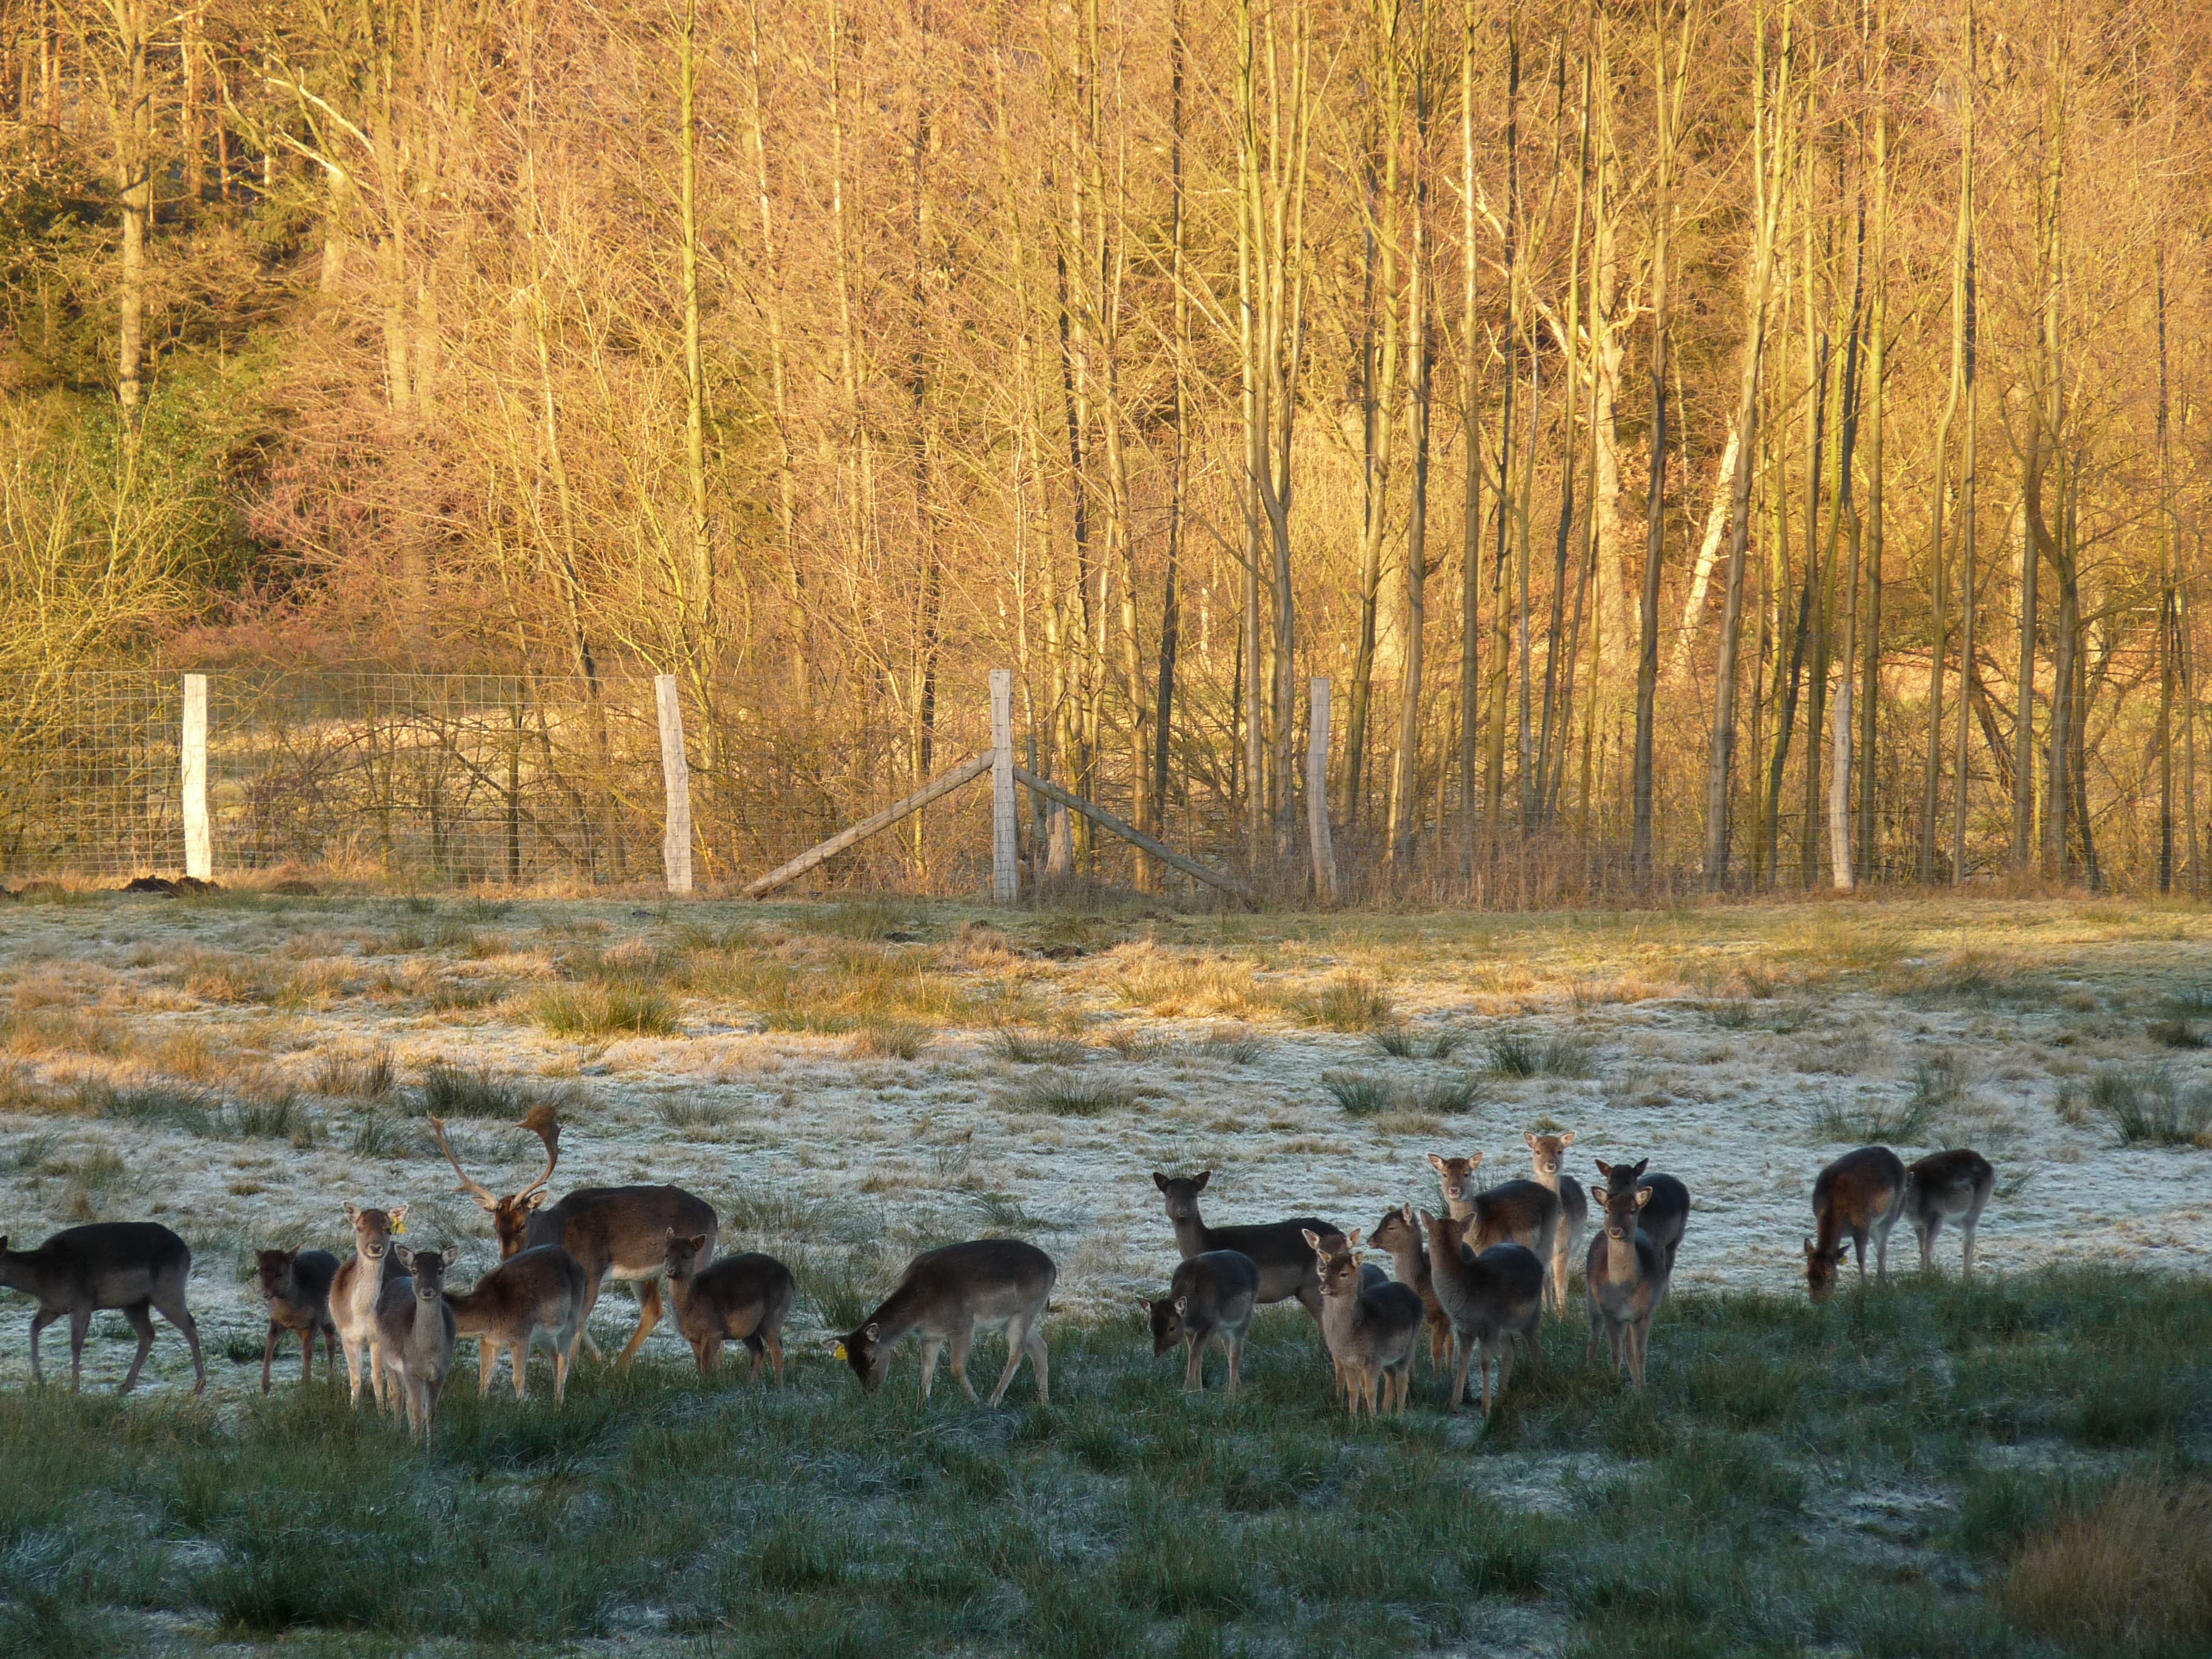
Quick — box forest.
[4,0,2208,897]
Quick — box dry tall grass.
[1999,1476,2212,1653]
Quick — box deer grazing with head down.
[1,1224,205,1395]
[432,1105,717,1366]
[834,1239,1056,1406]
[1144,1248,1259,1396]
[1805,1145,1907,1301]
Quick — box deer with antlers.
[429,1104,719,1367]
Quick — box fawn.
[1368,1205,1451,1375]
[375,1245,457,1443]
[255,1247,340,1394]
[1594,1159,1690,1277]
[445,1244,587,1402]
[835,1239,1056,1406]
[1904,1148,1995,1281]
[1428,1152,1561,1267]
[662,1232,794,1383]
[0,1223,204,1395]
[1585,1173,1668,1388]
[1806,1145,1908,1300]
[1419,1208,1544,1415]
[333,1203,407,1407]
[1304,1229,1423,1417]
[1523,1131,1590,1311]
[1151,1171,1336,1330]
[1144,1248,1259,1395]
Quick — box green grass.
[1809,1092,1929,1145]
[1011,1071,1136,1117]
[528,980,679,1037]
[1484,1028,1598,1079]
[0,1269,2202,1657]
[2083,1066,2212,1148]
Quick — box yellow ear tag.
[833,1342,848,1361]
[390,1219,406,1235]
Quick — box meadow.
[1,885,2209,1655]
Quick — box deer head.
[342,1202,406,1261]
[429,1104,559,1258]
[1524,1130,1577,1179]
[662,1228,710,1284]
[1142,1293,1187,1357]
[1302,1227,1366,1300]
[1803,1236,1845,1301]
[1150,1170,1211,1226]
[1427,1152,1483,1209]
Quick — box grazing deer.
[834,1239,1056,1406]
[375,1245,457,1443]
[662,1232,794,1384]
[444,1244,586,1402]
[1144,1248,1259,1395]
[1304,1228,1423,1418]
[1428,1152,1561,1272]
[1805,1145,1908,1301]
[1585,1176,1668,1388]
[333,1203,406,1407]
[1419,1209,1543,1415]
[1594,1158,1690,1278]
[1523,1131,1590,1312]
[1151,1172,1337,1331]
[432,1107,717,1366]
[1905,1148,1994,1281]
[0,1224,204,1395]
[255,1247,340,1394]
[1368,1205,1451,1376]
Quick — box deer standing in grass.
[332,1203,406,1406]
[0,1224,204,1395]
[432,1105,717,1366]
[662,1231,794,1383]
[255,1247,339,1393]
[1368,1205,1451,1376]
[375,1245,457,1442]
[1904,1148,1995,1281]
[1593,1159,1691,1281]
[1523,1132,1589,1310]
[444,1244,586,1402]
[1429,1153,1561,1268]
[1419,1208,1543,1415]
[1144,1248,1259,1395]
[1151,1171,1336,1329]
[1304,1228,1423,1417]
[1805,1145,1908,1301]
[834,1239,1055,1406]
[1586,1163,1670,1388]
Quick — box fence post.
[990,669,1017,902]
[181,674,212,882]
[655,674,694,895]
[1307,677,1338,905]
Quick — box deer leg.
[763,1327,785,1386]
[27,1309,59,1387]
[299,1326,315,1386]
[340,1330,363,1404]
[1447,1330,1476,1413]
[68,1306,91,1392]
[115,1303,156,1395]
[951,1327,983,1404]
[1183,1335,1205,1392]
[616,1279,663,1367]
[1224,1332,1242,1398]
[1025,1324,1050,1406]
[1961,1219,1979,1283]
[916,1337,942,1402]
[150,1282,203,1395]
[1851,1228,1869,1286]
[986,1319,1027,1407]
[552,1342,570,1404]
[262,1322,280,1395]
[1875,1218,1892,1284]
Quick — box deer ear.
[1301,1228,1324,1250]
[1523,1130,1539,1148]
[665,1227,679,1244]
[392,1245,415,1271]
[1635,1188,1654,1208]
[862,1322,879,1342]
[1560,1131,1576,1147]
[1803,1236,1817,1258]
[469,1190,498,1212]
[1427,1153,1449,1172]
[1594,1160,1613,1181]
[1467,1152,1484,1168]
[1345,1228,1364,1250]
[1173,1295,1188,1315]
[1400,1202,1415,1224]
[1417,1209,1436,1228]
[524,1191,548,1213]
[389,1205,408,1227]
[343,1202,361,1224]
[1151,1171,1170,1193]
[1192,1171,1210,1191]
[686,1235,708,1255]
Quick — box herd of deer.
[0,1103,1997,1432]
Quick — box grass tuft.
[1370,1023,1467,1059]
[1011,1070,1135,1117]
[1999,1475,2212,1654]
[657,1094,734,1132]
[312,1046,395,1100]
[419,1061,529,1119]
[1322,1071,1394,1116]
[850,1021,931,1061]
[1809,1093,1928,1145]
[2085,1065,2212,1148]
[74,1080,217,1136]
[990,1027,1087,1066]
[1325,1068,1481,1117]
[2148,1016,2208,1051]
[529,980,678,1037]
[1298,973,1396,1033]
[1483,1028,1597,1079]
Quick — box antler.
[427,1114,500,1208]
[514,1101,560,1199]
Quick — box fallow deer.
[1144,1248,1259,1395]
[431,1107,717,1366]
[332,1203,406,1407]
[1585,1176,1668,1388]
[1523,1131,1590,1311]
[375,1244,457,1442]
[1427,1152,1561,1269]
[1304,1228,1423,1417]
[0,1223,204,1395]
[834,1238,1056,1406]
[444,1244,586,1402]
[255,1247,340,1393]
[1151,1171,1337,1330]
[1594,1158,1690,1278]
[1805,1145,1908,1301]
[1419,1208,1543,1415]
[1904,1148,1996,1281]
[662,1231,794,1384]
[1368,1204,1451,1376]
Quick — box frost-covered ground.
[2,887,2208,1399]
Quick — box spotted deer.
[1904,1148,1996,1281]
[1303,1229,1424,1418]
[0,1224,204,1395]
[1522,1131,1589,1311]
[444,1244,587,1402]
[835,1239,1056,1406]
[662,1232,794,1384]
[255,1247,340,1393]
[1144,1248,1259,1396]
[1368,1204,1451,1376]
[332,1203,406,1406]
[375,1245,457,1443]
[1419,1208,1544,1415]
[1805,1145,1908,1301]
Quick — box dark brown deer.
[1522,1131,1590,1311]
[1368,1204,1451,1376]
[1585,1176,1668,1387]
[1419,1208,1543,1415]
[1904,1148,1996,1281]
[332,1203,406,1406]
[1428,1151,1561,1269]
[1594,1158,1691,1277]
[0,1224,204,1395]
[1805,1145,1908,1301]
[375,1245,457,1442]
[1304,1228,1424,1417]
[662,1231,794,1383]
[1151,1171,1337,1330]
[1144,1248,1259,1395]
[432,1107,717,1366]
[834,1239,1056,1406]
[255,1247,340,1393]
[444,1244,587,1402]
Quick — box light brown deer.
[1585,1175,1667,1387]
[1367,1204,1451,1376]
[1,1224,204,1395]
[444,1244,587,1402]
[1805,1145,1908,1301]
[834,1239,1056,1406]
[255,1247,340,1393]
[1428,1151,1561,1268]
[1304,1228,1423,1417]
[1523,1131,1589,1311]
[332,1203,406,1407]
[662,1231,794,1383]
[432,1107,717,1366]
[375,1245,457,1443]
[1903,1148,1996,1281]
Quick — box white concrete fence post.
[990,668,1018,902]
[655,674,694,895]
[181,674,212,882]
[1307,677,1338,905]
